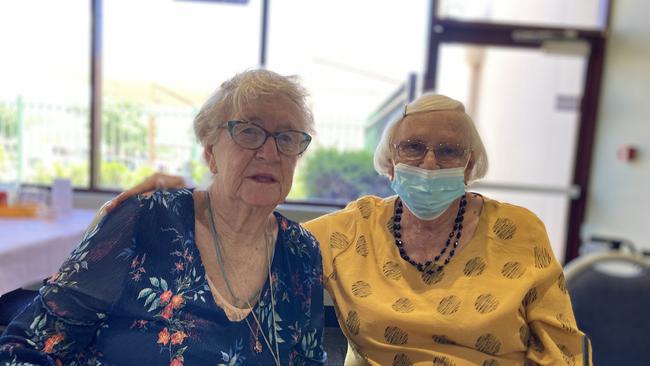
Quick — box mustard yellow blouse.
[304,194,591,366]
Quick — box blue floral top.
[0,189,325,366]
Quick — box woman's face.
[390,110,474,181]
[205,93,304,207]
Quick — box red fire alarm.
[616,145,637,162]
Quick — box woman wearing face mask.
[305,94,591,366]
[105,94,591,365]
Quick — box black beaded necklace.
[393,194,467,274]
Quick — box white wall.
[583,0,650,251]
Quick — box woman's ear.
[387,158,395,180]
[204,145,217,174]
[464,153,475,184]
[387,141,400,180]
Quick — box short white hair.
[193,69,314,147]
[373,93,488,183]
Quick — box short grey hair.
[373,93,488,183]
[193,69,314,147]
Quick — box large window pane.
[439,0,607,29]
[268,0,430,204]
[101,0,261,189]
[0,1,90,187]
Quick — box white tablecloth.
[0,209,96,295]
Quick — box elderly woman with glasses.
[305,94,591,365]
[0,70,325,366]
[79,93,592,365]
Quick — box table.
[0,209,96,295]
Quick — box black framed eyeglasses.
[394,140,470,167]
[220,120,312,156]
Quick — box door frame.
[424,1,610,263]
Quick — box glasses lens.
[228,121,311,155]
[230,122,266,149]
[398,140,427,159]
[276,131,311,155]
[435,144,468,164]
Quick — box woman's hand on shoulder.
[105,172,188,213]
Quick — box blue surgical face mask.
[390,163,466,220]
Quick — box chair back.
[565,251,650,366]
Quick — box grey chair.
[565,251,650,366]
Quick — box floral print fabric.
[0,189,325,366]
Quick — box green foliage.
[0,103,18,137]
[0,104,18,181]
[286,175,306,200]
[299,147,393,202]
[0,145,8,180]
[31,161,89,187]
[99,101,157,188]
[100,161,156,189]
[100,161,130,188]
[130,165,157,187]
[102,101,148,159]
[189,159,209,186]
[1,99,200,190]
[28,159,157,189]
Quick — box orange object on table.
[0,204,39,218]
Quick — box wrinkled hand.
[105,173,188,213]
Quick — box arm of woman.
[0,198,143,365]
[290,229,326,366]
[524,223,593,365]
[105,173,187,213]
